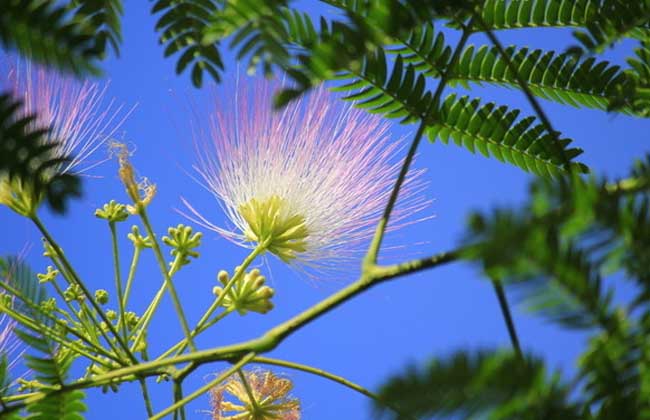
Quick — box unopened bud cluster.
[213,268,274,315]
[127,225,152,249]
[163,224,202,269]
[95,200,129,223]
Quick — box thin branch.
[31,216,137,364]
[138,209,197,352]
[365,18,476,265]
[490,277,523,359]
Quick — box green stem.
[150,353,256,420]
[138,209,196,352]
[139,378,154,418]
[109,222,128,340]
[31,215,137,364]
[252,356,413,419]
[123,246,141,309]
[236,369,260,410]
[172,380,186,420]
[364,20,475,266]
[157,309,233,361]
[0,305,109,366]
[129,254,183,353]
[47,253,107,350]
[0,248,459,415]
[0,279,120,363]
[164,246,264,359]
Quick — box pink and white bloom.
[185,81,428,272]
[4,60,131,175]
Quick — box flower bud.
[37,266,58,284]
[95,289,109,305]
[213,268,275,315]
[95,200,129,223]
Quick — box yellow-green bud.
[37,266,58,284]
[95,200,129,223]
[213,268,275,315]
[95,289,109,305]
[106,310,117,321]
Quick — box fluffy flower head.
[187,81,427,272]
[4,59,130,174]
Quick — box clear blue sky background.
[1,3,648,419]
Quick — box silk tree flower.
[4,59,131,175]
[184,82,428,273]
[209,369,300,420]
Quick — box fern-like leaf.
[448,44,638,114]
[69,0,124,57]
[375,350,580,420]
[427,94,587,177]
[203,0,291,77]
[152,0,224,87]
[385,22,452,77]
[573,0,650,53]
[332,52,434,125]
[475,0,649,40]
[0,0,102,74]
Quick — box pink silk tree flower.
[184,81,428,273]
[4,60,131,175]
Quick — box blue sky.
[1,2,649,419]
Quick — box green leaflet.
[152,0,224,87]
[0,0,102,74]
[426,94,587,178]
[448,44,638,115]
[375,350,581,420]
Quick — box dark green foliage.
[203,0,291,77]
[69,0,124,58]
[378,157,650,418]
[152,0,224,87]
[0,0,108,75]
[376,350,581,420]
[573,0,650,53]
[386,22,452,78]
[0,93,81,214]
[474,0,595,31]
[332,52,435,125]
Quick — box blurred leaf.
[375,350,581,420]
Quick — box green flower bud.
[213,268,275,315]
[124,311,140,330]
[40,297,57,314]
[63,284,85,302]
[106,310,117,321]
[95,200,129,223]
[162,224,202,270]
[42,238,57,258]
[95,289,109,305]
[37,266,59,284]
[127,225,152,249]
